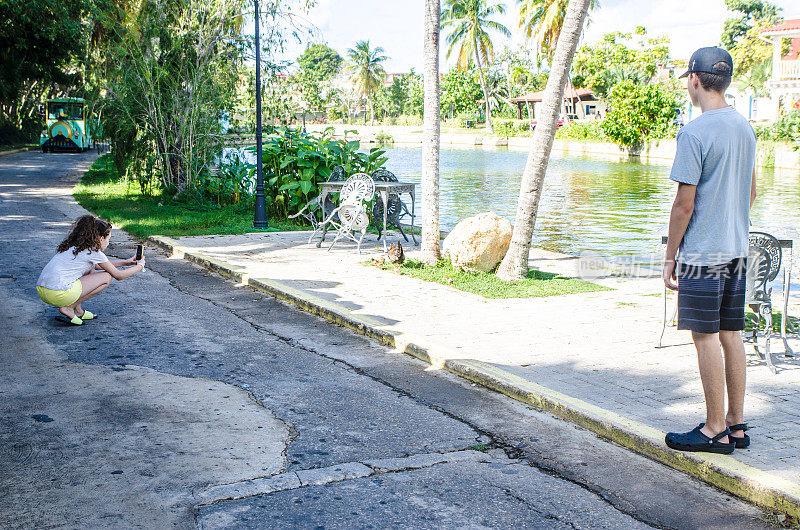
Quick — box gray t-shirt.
[669,106,756,266]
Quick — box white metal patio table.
[314,180,417,250]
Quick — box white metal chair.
[746,231,782,373]
[290,165,348,240]
[318,173,375,253]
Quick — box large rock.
[443,212,513,273]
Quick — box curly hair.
[57,215,112,255]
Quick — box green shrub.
[375,130,394,145]
[254,126,388,218]
[396,114,423,126]
[555,120,609,141]
[601,81,679,155]
[491,118,531,137]
[754,110,800,145]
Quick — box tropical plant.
[103,0,247,192]
[600,81,678,155]
[572,27,670,99]
[497,0,591,282]
[720,0,781,49]
[385,71,424,118]
[754,109,800,145]
[441,69,483,118]
[441,0,511,134]
[198,153,253,206]
[728,18,782,97]
[517,0,597,63]
[0,0,126,141]
[422,0,442,264]
[555,119,607,140]
[297,43,343,82]
[250,126,388,217]
[346,40,389,124]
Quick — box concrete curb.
[149,234,800,517]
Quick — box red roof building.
[759,18,800,115]
[508,87,599,120]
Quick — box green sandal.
[78,310,95,320]
[55,315,83,326]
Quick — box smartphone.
[135,244,143,261]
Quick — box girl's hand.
[138,256,146,270]
[127,256,138,266]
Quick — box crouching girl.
[36,215,145,325]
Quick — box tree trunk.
[364,81,369,125]
[496,0,590,282]
[421,0,441,265]
[473,33,492,134]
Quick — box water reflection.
[383,147,800,263]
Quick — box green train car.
[40,98,93,152]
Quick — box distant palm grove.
[1,0,796,186]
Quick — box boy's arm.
[663,183,696,290]
[750,168,757,208]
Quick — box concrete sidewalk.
[149,230,800,516]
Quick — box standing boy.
[662,47,757,454]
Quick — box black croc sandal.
[665,425,735,454]
[699,422,750,449]
[729,423,750,449]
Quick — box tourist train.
[40,98,94,152]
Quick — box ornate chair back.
[371,168,398,182]
[744,231,781,374]
[746,246,772,305]
[329,165,347,182]
[341,173,375,204]
[749,231,782,282]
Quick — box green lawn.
[370,258,609,299]
[73,155,305,240]
[745,310,800,333]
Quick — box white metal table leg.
[781,244,794,355]
[381,190,388,252]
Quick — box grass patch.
[369,257,609,299]
[74,155,306,240]
[0,142,37,152]
[745,310,800,333]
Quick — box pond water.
[227,145,800,264]
[381,147,800,264]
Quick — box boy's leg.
[719,257,747,437]
[693,331,729,442]
[719,330,746,437]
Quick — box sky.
[260,0,798,73]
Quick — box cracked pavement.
[0,151,774,528]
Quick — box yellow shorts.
[37,280,82,307]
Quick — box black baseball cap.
[679,47,733,78]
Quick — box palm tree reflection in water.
[382,147,800,264]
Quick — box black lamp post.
[252,0,268,229]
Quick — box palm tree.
[346,40,388,124]
[441,0,511,134]
[497,0,591,281]
[518,0,596,63]
[422,0,441,264]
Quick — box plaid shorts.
[677,257,747,334]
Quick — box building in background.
[760,18,800,119]
[509,87,605,122]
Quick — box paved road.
[0,151,771,529]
